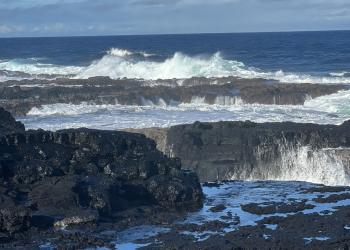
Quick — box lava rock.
[0,108,204,238]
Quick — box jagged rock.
[0,107,25,135]
[0,202,30,234]
[0,108,203,235]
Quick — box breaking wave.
[77,51,350,83]
[305,90,350,115]
[0,58,83,78]
[1,49,350,84]
[330,71,350,77]
[107,48,154,58]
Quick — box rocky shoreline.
[0,107,203,249]
[0,76,346,116]
[2,103,350,248]
[127,120,350,183]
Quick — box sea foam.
[1,49,350,84]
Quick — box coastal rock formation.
[0,107,203,237]
[132,121,350,183]
[0,76,346,116]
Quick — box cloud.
[0,0,86,9]
[0,0,349,37]
[0,24,12,33]
[326,8,350,20]
[0,24,23,33]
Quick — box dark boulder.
[0,108,203,236]
[0,107,25,136]
[0,194,30,234]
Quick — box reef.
[0,76,346,116]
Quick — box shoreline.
[1,107,350,248]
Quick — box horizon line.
[0,28,349,39]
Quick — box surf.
[1,49,350,84]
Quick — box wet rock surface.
[133,181,350,250]
[0,107,25,135]
[0,108,203,248]
[133,120,350,182]
[0,76,346,116]
[240,201,315,215]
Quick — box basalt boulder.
[0,107,25,136]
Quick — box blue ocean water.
[0,31,349,81]
[1,31,349,130]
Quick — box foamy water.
[1,49,350,84]
[18,89,349,131]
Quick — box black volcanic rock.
[133,120,350,182]
[0,109,203,237]
[0,77,346,116]
[0,107,25,135]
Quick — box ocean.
[3,31,350,249]
[1,31,350,130]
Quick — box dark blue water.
[8,31,350,131]
[0,31,349,75]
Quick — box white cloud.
[0,24,11,33]
[0,0,85,9]
[0,24,23,33]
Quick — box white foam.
[76,51,350,83]
[21,100,347,133]
[0,59,83,78]
[108,48,154,58]
[330,71,349,77]
[108,48,134,57]
[27,102,120,116]
[305,89,350,114]
[258,144,350,186]
[2,52,350,84]
[77,52,238,80]
[214,96,244,105]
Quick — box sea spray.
[233,136,350,186]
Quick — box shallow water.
[114,180,350,248]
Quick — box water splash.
[238,137,350,186]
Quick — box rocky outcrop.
[0,76,346,116]
[132,121,350,182]
[0,108,203,237]
[0,107,25,135]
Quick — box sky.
[0,0,349,37]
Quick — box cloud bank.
[0,0,349,37]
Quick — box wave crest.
[0,58,83,79]
[77,52,243,80]
[1,51,350,84]
[107,48,154,58]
